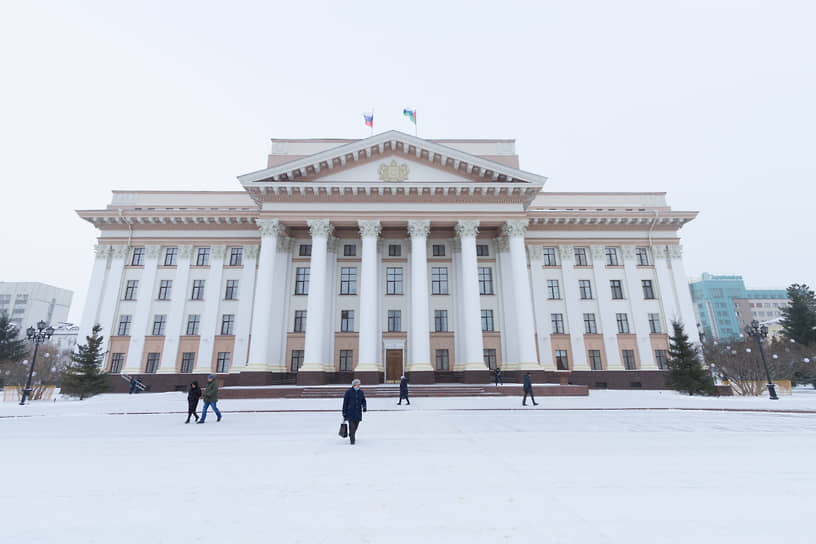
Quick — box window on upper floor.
[340,267,357,295]
[642,280,656,299]
[196,247,210,266]
[579,280,593,299]
[164,247,177,266]
[131,247,145,266]
[432,244,446,257]
[605,247,619,266]
[343,244,357,257]
[340,310,354,332]
[294,310,307,333]
[431,267,449,295]
[481,310,495,332]
[295,267,310,295]
[542,248,557,266]
[388,244,401,257]
[547,279,560,300]
[386,267,403,295]
[610,280,624,300]
[224,279,239,300]
[434,310,448,332]
[476,244,489,257]
[478,267,494,295]
[299,244,311,257]
[123,280,138,301]
[636,247,650,266]
[551,313,565,334]
[229,247,243,266]
[574,247,588,266]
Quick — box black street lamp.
[20,320,55,406]
[744,319,778,400]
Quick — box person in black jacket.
[185,380,202,423]
[342,379,367,444]
[398,375,410,405]
[494,366,503,387]
[522,372,538,406]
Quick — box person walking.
[522,372,538,406]
[185,380,202,424]
[342,379,367,444]
[398,375,410,405]
[197,374,222,423]
[494,366,503,387]
[128,377,137,394]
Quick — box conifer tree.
[780,284,816,346]
[60,325,110,400]
[0,312,29,364]
[666,320,715,396]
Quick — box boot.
[185,419,190,424]
[197,420,205,424]
[217,415,222,422]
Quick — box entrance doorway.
[385,349,403,384]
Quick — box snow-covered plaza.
[2,389,815,544]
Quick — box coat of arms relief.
[378,160,409,182]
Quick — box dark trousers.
[186,401,199,422]
[398,393,410,405]
[523,389,537,405]
[495,375,503,386]
[349,420,360,443]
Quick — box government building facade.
[77,131,700,390]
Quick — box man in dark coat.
[398,375,410,405]
[522,372,538,406]
[342,379,367,444]
[128,377,137,394]
[185,380,201,424]
[494,366,503,387]
[197,374,222,423]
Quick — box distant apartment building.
[0,282,73,332]
[733,295,788,338]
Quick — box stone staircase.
[221,383,588,399]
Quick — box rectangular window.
[547,279,560,300]
[431,267,449,295]
[610,280,624,300]
[481,309,495,332]
[551,313,565,334]
[216,352,231,373]
[152,315,167,336]
[636,247,650,266]
[191,279,205,300]
[583,313,598,334]
[343,244,357,257]
[579,279,593,299]
[196,247,210,266]
[220,314,235,335]
[186,314,200,336]
[123,280,138,301]
[432,244,446,257]
[616,313,630,334]
[299,244,312,257]
[340,310,354,332]
[555,349,569,370]
[388,244,401,257]
[588,350,602,370]
[340,267,357,295]
[110,353,125,373]
[164,247,177,266]
[386,267,403,295]
[339,350,353,371]
[295,267,310,295]
[605,247,619,266]
[131,247,145,266]
[387,310,401,332]
[225,279,239,300]
[648,313,663,334]
[145,352,160,374]
[181,352,195,374]
[291,350,304,371]
[642,280,655,299]
[622,350,637,370]
[574,247,588,266]
[229,247,243,266]
[483,348,497,369]
[542,248,557,266]
[655,350,668,370]
[478,267,494,295]
[294,310,307,333]
[157,280,172,300]
[476,244,489,257]
[117,315,132,336]
[434,310,448,332]
[435,349,450,371]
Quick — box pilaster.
[356,220,381,372]
[407,220,433,375]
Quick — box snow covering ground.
[2,389,815,544]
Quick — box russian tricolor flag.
[362,112,374,128]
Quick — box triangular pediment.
[312,154,478,183]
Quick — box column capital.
[327,236,340,253]
[527,245,543,261]
[256,218,284,237]
[455,219,480,238]
[589,245,605,259]
[502,219,529,238]
[307,218,334,238]
[621,245,636,260]
[145,245,162,259]
[407,219,430,238]
[358,220,382,238]
[654,245,670,260]
[277,236,295,252]
[668,244,683,258]
[494,236,509,252]
[558,245,574,259]
[94,244,112,259]
[178,245,195,258]
[111,244,131,259]
[211,245,227,259]
[244,245,260,259]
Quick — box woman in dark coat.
[342,379,367,444]
[398,375,410,405]
[522,372,538,406]
[185,380,202,423]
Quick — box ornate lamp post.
[744,319,778,400]
[20,320,55,405]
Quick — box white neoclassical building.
[77,131,699,390]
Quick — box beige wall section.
[143,337,166,371]
[108,337,131,371]
[551,336,572,369]
[334,333,358,371]
[482,332,502,366]
[616,335,640,369]
[430,332,455,370]
[178,337,201,372]
[212,337,236,372]
[649,334,669,353]
[583,335,606,370]
[285,333,306,371]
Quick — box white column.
[232,245,259,370]
[527,246,556,370]
[622,245,656,369]
[558,245,590,370]
[590,246,624,370]
[356,220,381,371]
[455,220,485,370]
[124,245,161,372]
[503,220,539,369]
[78,244,111,346]
[653,245,679,328]
[323,237,339,370]
[158,245,193,373]
[97,244,129,351]
[247,219,284,370]
[407,220,433,373]
[302,219,333,372]
[194,245,226,373]
[668,244,701,344]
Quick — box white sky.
[1,1,813,323]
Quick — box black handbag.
[339,421,348,438]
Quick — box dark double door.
[385,349,403,384]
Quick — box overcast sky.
[1,0,814,323]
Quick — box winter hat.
[351,379,361,386]
[207,374,215,379]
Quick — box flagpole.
[371,107,374,137]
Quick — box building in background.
[733,294,789,338]
[0,282,73,331]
